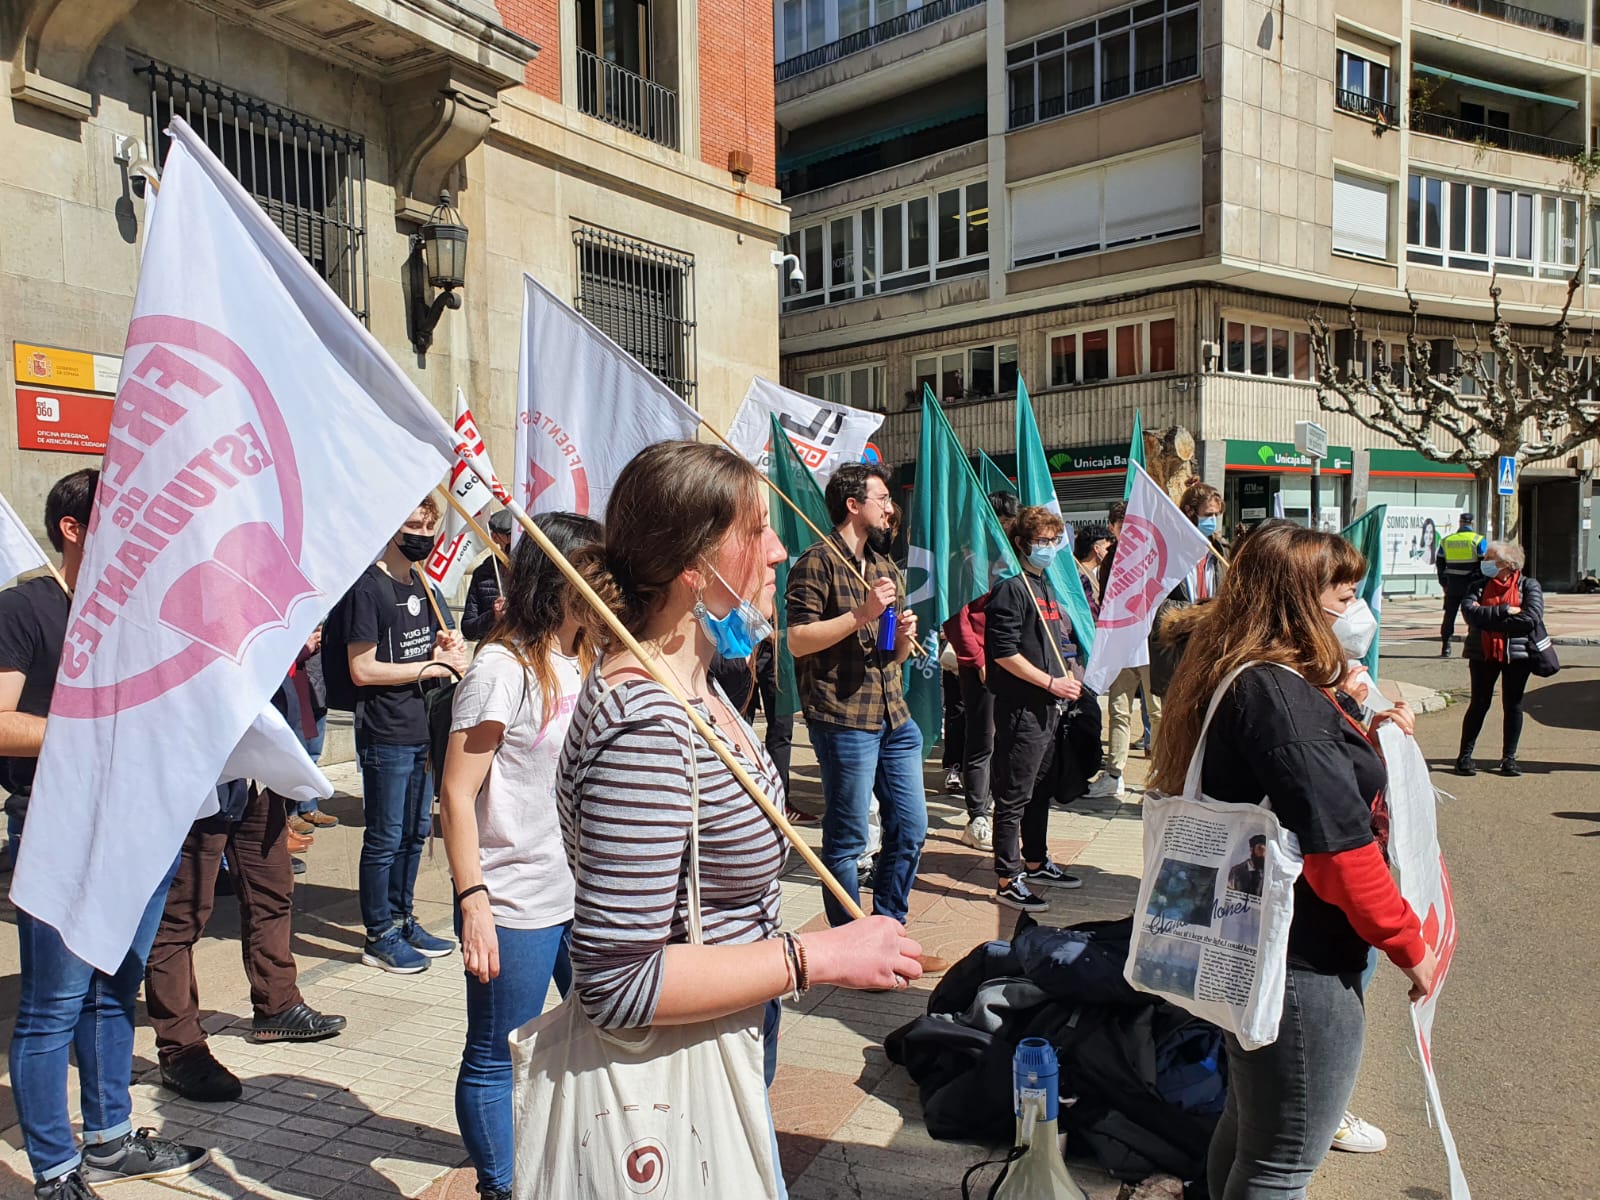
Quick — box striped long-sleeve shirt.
[557,670,788,1029]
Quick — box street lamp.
[408,191,468,358]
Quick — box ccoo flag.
[767,414,831,716]
[12,117,461,972]
[907,387,1019,756]
[1014,378,1097,660]
[514,275,700,518]
[1083,464,1212,695]
[1341,504,1387,680]
[424,386,504,593]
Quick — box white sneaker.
[1086,773,1124,799]
[962,815,993,850]
[1331,1111,1387,1154]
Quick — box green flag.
[768,414,832,716]
[1123,409,1145,501]
[1013,376,1097,661]
[1340,504,1387,680]
[977,451,1016,498]
[906,387,1019,758]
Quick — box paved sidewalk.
[1378,593,1600,645]
[0,739,1155,1200]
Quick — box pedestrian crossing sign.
[1497,456,1517,496]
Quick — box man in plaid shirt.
[787,463,928,929]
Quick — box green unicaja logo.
[1257,444,1275,464]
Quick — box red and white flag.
[727,378,883,482]
[513,274,699,518]
[423,386,503,592]
[11,117,461,972]
[1082,464,1212,695]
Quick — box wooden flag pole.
[411,563,450,631]
[44,563,70,596]
[477,477,866,921]
[434,485,510,567]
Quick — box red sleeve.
[1301,843,1426,968]
[944,597,986,669]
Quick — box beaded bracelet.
[784,932,811,996]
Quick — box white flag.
[513,274,700,518]
[1082,465,1212,695]
[0,490,49,586]
[423,386,503,593]
[12,116,461,972]
[218,706,333,807]
[728,377,884,482]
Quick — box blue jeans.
[455,916,572,1191]
[810,718,928,927]
[10,854,180,1182]
[357,738,432,941]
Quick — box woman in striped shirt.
[558,442,924,1187]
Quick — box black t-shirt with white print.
[345,565,440,745]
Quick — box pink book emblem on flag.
[159,522,316,661]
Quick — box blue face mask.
[1480,560,1500,578]
[694,563,774,660]
[1027,543,1059,570]
[1197,515,1220,537]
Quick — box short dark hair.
[1011,505,1065,553]
[825,462,890,526]
[1074,523,1111,560]
[1249,835,1266,848]
[987,492,1019,521]
[45,469,98,553]
[1108,500,1128,525]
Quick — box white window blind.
[1103,142,1202,247]
[1009,172,1102,265]
[1334,172,1390,260]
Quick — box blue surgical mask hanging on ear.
[1197,515,1220,537]
[693,562,774,660]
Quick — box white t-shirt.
[450,643,580,929]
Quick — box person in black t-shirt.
[1,470,207,1197]
[984,506,1085,913]
[344,495,469,975]
[1149,521,1438,1197]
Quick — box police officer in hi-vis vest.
[1436,512,1487,657]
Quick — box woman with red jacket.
[1150,522,1438,1199]
[1455,540,1543,777]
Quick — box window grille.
[572,224,697,407]
[138,61,370,323]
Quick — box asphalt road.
[1315,643,1600,1200]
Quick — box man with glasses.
[787,464,934,946]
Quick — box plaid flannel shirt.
[785,531,911,732]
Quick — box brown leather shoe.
[287,815,316,836]
[915,954,949,976]
[286,829,314,854]
[302,808,340,828]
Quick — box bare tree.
[1307,276,1600,537]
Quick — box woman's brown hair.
[1148,522,1367,792]
[581,441,767,641]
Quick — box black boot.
[1454,751,1477,776]
[1440,640,1451,658]
[1498,755,1522,777]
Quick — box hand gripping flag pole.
[451,444,868,922]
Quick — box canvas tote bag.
[509,697,779,1199]
[1125,662,1305,1050]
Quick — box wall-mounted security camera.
[1200,340,1220,372]
[771,250,804,289]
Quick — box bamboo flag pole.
[44,563,70,596]
[458,461,866,921]
[434,485,510,567]
[411,563,450,631]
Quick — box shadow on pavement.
[1522,677,1600,731]
[1553,811,1600,837]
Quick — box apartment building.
[774,0,1599,590]
[3,0,786,540]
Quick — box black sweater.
[983,571,1076,703]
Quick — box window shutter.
[1102,142,1202,247]
[1333,172,1391,260]
[1009,172,1102,265]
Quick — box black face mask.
[396,533,435,562]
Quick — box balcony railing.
[775,0,985,82]
[1409,107,1583,160]
[577,48,679,150]
[1423,0,1583,40]
[1336,89,1397,124]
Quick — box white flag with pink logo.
[11,116,462,972]
[423,386,504,593]
[513,274,700,518]
[1083,465,1213,695]
[0,490,49,586]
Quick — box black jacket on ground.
[1461,572,1545,663]
[460,555,504,641]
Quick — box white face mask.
[1324,597,1378,659]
